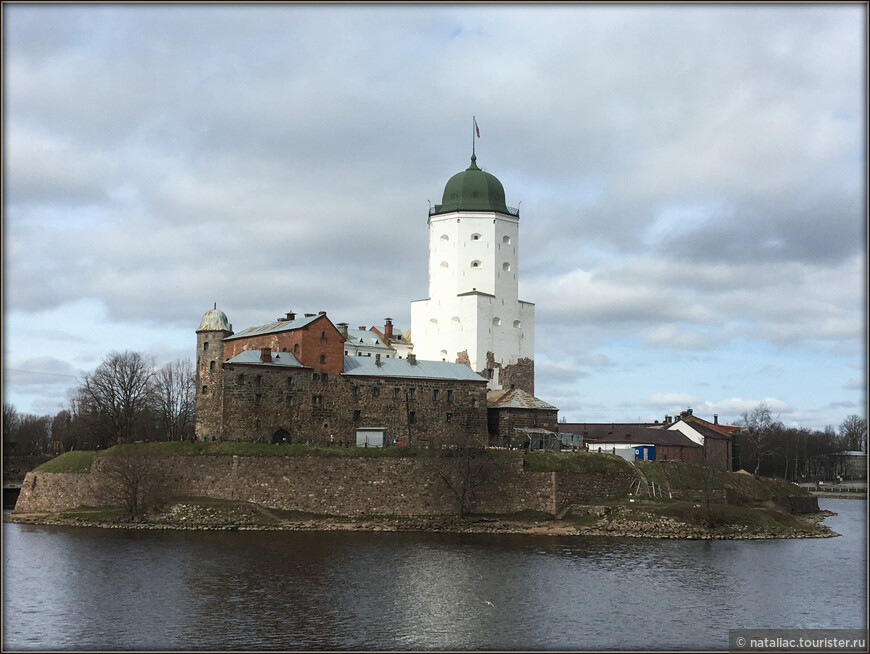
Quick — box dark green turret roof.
[431,154,513,215]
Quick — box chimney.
[714,414,718,425]
[336,322,349,337]
[318,310,326,316]
[260,347,271,363]
[304,313,315,317]
[408,353,417,365]
[375,353,382,367]
[384,318,394,340]
[358,326,366,331]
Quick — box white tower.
[411,152,535,393]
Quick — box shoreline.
[4,502,839,540]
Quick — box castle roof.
[431,154,518,216]
[487,388,557,411]
[342,356,486,383]
[197,306,233,332]
[225,350,305,367]
[224,313,323,341]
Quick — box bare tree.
[79,351,155,447]
[739,401,781,476]
[839,414,867,452]
[95,445,172,520]
[433,413,490,518]
[151,359,196,441]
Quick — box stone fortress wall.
[14,454,635,517]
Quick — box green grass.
[35,451,98,473]
[525,450,634,474]
[635,460,813,501]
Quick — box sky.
[2,3,867,432]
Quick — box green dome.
[432,154,511,215]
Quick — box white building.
[411,152,535,394]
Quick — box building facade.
[195,307,490,446]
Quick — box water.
[2,499,866,651]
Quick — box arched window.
[471,233,481,241]
[440,234,449,241]
[209,360,216,372]
[451,316,460,323]
[503,235,511,244]
[513,320,522,328]
[471,260,481,268]
[440,261,449,268]
[492,317,502,326]
[503,262,511,271]
[203,342,209,352]
[202,385,208,394]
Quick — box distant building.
[560,410,737,471]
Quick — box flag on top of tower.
[474,116,480,138]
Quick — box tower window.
[503,262,511,271]
[209,360,216,372]
[440,261,449,268]
[203,342,209,352]
[513,320,522,328]
[471,233,481,241]
[320,354,326,364]
[440,234,449,241]
[202,385,208,395]
[493,317,502,326]
[471,260,481,268]
[236,374,245,385]
[503,235,511,244]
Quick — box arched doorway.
[271,429,291,444]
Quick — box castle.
[195,151,558,447]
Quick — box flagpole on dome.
[472,115,476,158]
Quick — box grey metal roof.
[578,426,701,448]
[224,314,322,341]
[342,356,486,382]
[225,350,306,368]
[344,328,390,348]
[487,388,558,411]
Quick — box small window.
[287,377,293,387]
[320,354,326,364]
[408,388,416,401]
[447,390,454,404]
[255,375,262,387]
[392,387,400,399]
[432,389,439,401]
[285,395,293,407]
[471,398,477,407]
[440,261,449,268]
[440,234,449,241]
[236,374,245,385]
[513,320,522,328]
[492,317,501,326]
[294,344,299,354]
[471,233,481,241]
[203,342,209,352]
[471,260,481,268]
[209,360,216,372]
[446,413,453,423]
[503,235,511,244]
[353,386,360,397]
[321,331,326,340]
[254,394,262,406]
[312,395,322,405]
[503,262,511,271]
[353,410,361,421]
[202,385,208,395]
[312,373,319,381]
[409,411,416,425]
[371,387,380,398]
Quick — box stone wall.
[215,364,489,447]
[14,454,632,517]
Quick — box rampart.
[14,454,635,517]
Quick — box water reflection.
[3,500,866,651]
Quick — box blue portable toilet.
[634,446,656,461]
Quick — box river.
[2,499,866,651]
